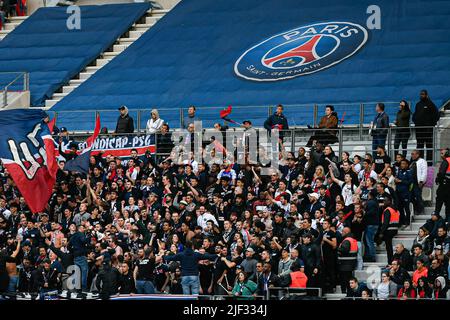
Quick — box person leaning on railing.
[306,105,339,147]
[231,270,257,300]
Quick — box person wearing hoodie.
[115,105,134,134]
[412,90,439,164]
[264,104,289,140]
[432,276,447,299]
[163,240,218,295]
[306,105,339,147]
[146,109,164,134]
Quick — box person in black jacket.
[96,259,120,300]
[37,259,60,300]
[68,225,90,292]
[345,277,364,299]
[163,240,218,295]
[393,100,411,157]
[363,191,379,263]
[299,233,321,287]
[264,104,289,141]
[412,90,439,163]
[257,262,277,298]
[118,262,135,294]
[115,105,134,134]
[389,259,411,287]
[393,243,413,271]
[434,148,450,224]
[378,197,399,264]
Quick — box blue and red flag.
[64,114,101,174]
[0,109,57,213]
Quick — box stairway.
[44,8,170,109]
[0,16,28,40]
[324,206,434,300]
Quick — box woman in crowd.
[373,272,397,300]
[412,227,432,256]
[146,109,165,134]
[397,279,416,299]
[231,271,257,300]
[393,100,411,157]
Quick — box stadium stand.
[0,15,28,41]
[51,0,450,130]
[45,7,170,108]
[0,2,151,106]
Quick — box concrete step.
[133,23,155,30]
[78,72,93,80]
[62,85,78,94]
[150,9,170,14]
[145,16,161,24]
[113,44,130,52]
[392,237,414,249]
[102,51,120,59]
[85,66,102,72]
[375,253,388,263]
[129,30,147,38]
[52,93,67,99]
[324,293,346,300]
[45,99,59,108]
[96,59,111,67]
[363,262,388,268]
[119,37,139,44]
[69,79,84,86]
[398,230,418,236]
[9,16,28,22]
[4,23,20,30]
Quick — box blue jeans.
[74,256,88,291]
[372,135,387,155]
[181,275,199,295]
[364,225,378,261]
[7,275,18,293]
[135,280,155,294]
[356,241,363,270]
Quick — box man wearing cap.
[115,105,134,134]
[305,193,322,216]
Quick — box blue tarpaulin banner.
[53,0,450,128]
[0,3,150,106]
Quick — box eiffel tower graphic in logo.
[263,35,322,68]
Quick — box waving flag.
[64,114,101,174]
[0,109,57,213]
[219,105,243,126]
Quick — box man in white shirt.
[410,149,428,214]
[196,206,219,231]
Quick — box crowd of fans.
[0,92,449,300]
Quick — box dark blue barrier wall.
[0,3,150,106]
[53,0,450,130]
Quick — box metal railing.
[49,101,416,132]
[267,286,323,300]
[0,71,29,108]
[65,125,445,169]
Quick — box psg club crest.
[234,22,368,81]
